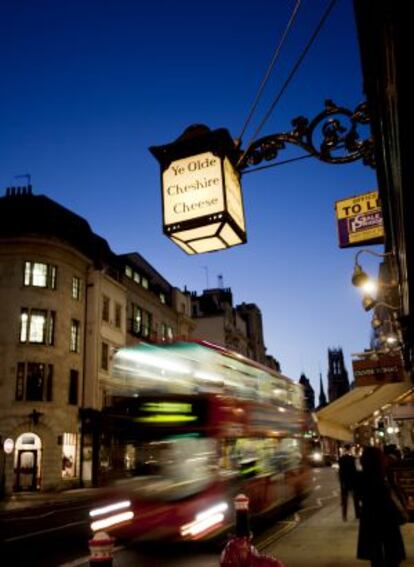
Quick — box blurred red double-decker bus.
[88,340,311,541]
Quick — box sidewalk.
[1,488,414,566]
[0,486,103,514]
[262,498,414,567]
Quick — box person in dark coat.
[357,446,406,567]
[338,444,359,521]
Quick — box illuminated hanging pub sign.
[150,125,246,254]
[335,190,384,248]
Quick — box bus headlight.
[89,500,134,531]
[180,501,228,538]
[310,451,323,463]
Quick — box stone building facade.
[190,288,280,370]
[0,187,193,494]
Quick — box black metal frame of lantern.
[149,100,375,255]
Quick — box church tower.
[327,348,349,402]
[299,373,315,411]
[318,373,327,408]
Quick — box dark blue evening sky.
[0,0,381,395]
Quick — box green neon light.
[135,414,197,423]
[167,433,200,439]
[141,402,193,413]
[240,465,259,476]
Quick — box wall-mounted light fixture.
[371,315,383,329]
[351,248,400,321]
[362,299,399,313]
[351,248,395,293]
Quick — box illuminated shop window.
[61,432,77,479]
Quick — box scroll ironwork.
[238,100,375,171]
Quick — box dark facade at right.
[353,1,413,382]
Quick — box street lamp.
[351,249,395,291]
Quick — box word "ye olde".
[170,156,217,176]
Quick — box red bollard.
[89,531,115,566]
[220,494,284,567]
[220,494,258,567]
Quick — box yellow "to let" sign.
[334,190,384,248]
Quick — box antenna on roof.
[15,173,31,184]
[203,266,209,289]
[15,174,32,194]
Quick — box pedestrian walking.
[338,444,359,521]
[357,446,406,567]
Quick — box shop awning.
[313,380,413,442]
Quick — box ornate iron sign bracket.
[238,100,375,171]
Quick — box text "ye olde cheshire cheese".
[166,156,221,215]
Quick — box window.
[68,370,79,405]
[115,303,122,328]
[161,323,174,341]
[141,276,149,289]
[20,308,55,345]
[62,433,77,479]
[70,319,81,353]
[101,342,109,370]
[102,296,110,322]
[133,271,140,284]
[131,304,152,337]
[15,362,53,402]
[24,261,56,289]
[160,293,166,304]
[125,265,132,278]
[72,276,81,300]
[131,304,141,334]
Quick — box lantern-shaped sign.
[150,125,246,254]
